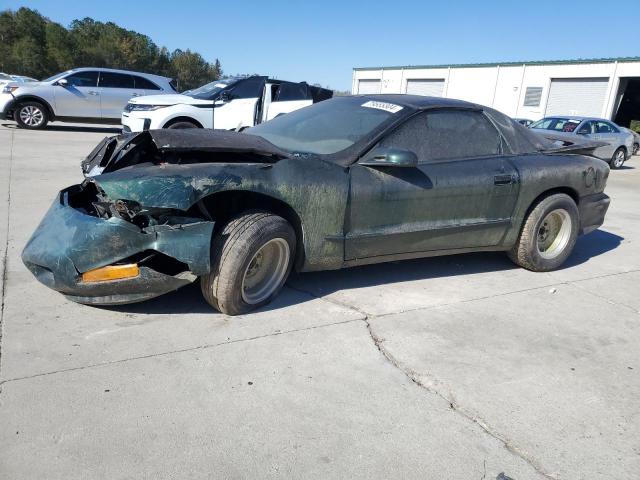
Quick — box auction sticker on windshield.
[361,101,403,113]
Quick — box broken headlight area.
[66,180,194,229]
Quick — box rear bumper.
[579,192,610,235]
[22,185,214,305]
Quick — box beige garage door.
[545,78,609,117]
[357,79,381,94]
[406,79,445,97]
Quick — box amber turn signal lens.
[81,264,140,283]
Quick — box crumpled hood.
[82,129,292,177]
[128,93,208,106]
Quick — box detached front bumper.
[579,192,610,235]
[22,186,214,305]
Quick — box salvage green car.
[22,95,611,315]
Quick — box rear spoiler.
[532,131,607,156]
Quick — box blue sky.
[2,0,639,91]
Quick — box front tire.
[15,101,48,129]
[508,193,579,271]
[201,212,296,315]
[610,147,626,169]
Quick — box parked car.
[22,95,610,315]
[530,116,634,168]
[121,75,333,132]
[621,127,639,156]
[514,118,533,127]
[10,75,38,83]
[0,67,176,130]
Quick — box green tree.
[0,7,222,89]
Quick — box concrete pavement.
[0,121,638,479]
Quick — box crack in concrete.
[0,130,15,396]
[0,317,361,386]
[363,316,555,480]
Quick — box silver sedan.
[530,116,634,169]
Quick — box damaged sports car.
[22,95,611,315]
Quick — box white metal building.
[352,58,640,126]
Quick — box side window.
[134,76,160,90]
[99,72,135,89]
[379,110,502,162]
[596,121,618,133]
[577,121,593,134]
[65,71,99,87]
[274,82,308,101]
[227,76,265,100]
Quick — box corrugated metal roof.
[353,57,640,71]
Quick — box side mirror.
[56,78,68,87]
[359,147,418,168]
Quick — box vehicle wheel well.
[163,116,203,128]
[195,190,306,271]
[524,187,580,219]
[13,96,55,119]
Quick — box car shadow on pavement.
[103,229,623,315]
[0,122,120,134]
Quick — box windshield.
[0,73,12,80]
[247,97,403,155]
[184,78,239,99]
[42,70,72,83]
[531,117,582,133]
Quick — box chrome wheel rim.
[241,238,290,304]
[19,106,44,127]
[537,209,572,259]
[613,150,625,167]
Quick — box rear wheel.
[633,143,639,156]
[508,193,579,271]
[200,212,295,315]
[166,120,198,129]
[15,101,48,129]
[610,147,626,169]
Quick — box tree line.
[0,7,222,91]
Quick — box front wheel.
[610,147,626,169]
[15,101,49,129]
[508,193,579,271]
[201,212,296,315]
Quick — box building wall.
[352,61,640,121]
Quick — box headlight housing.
[2,85,19,94]
[124,103,168,112]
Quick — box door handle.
[132,93,141,97]
[87,91,99,96]
[494,174,514,186]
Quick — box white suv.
[0,67,175,129]
[121,75,333,132]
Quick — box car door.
[263,82,312,122]
[346,109,520,260]
[212,76,266,129]
[53,71,101,118]
[98,72,140,119]
[592,121,621,158]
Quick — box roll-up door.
[545,78,609,117]
[357,79,381,94]
[406,79,445,97]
